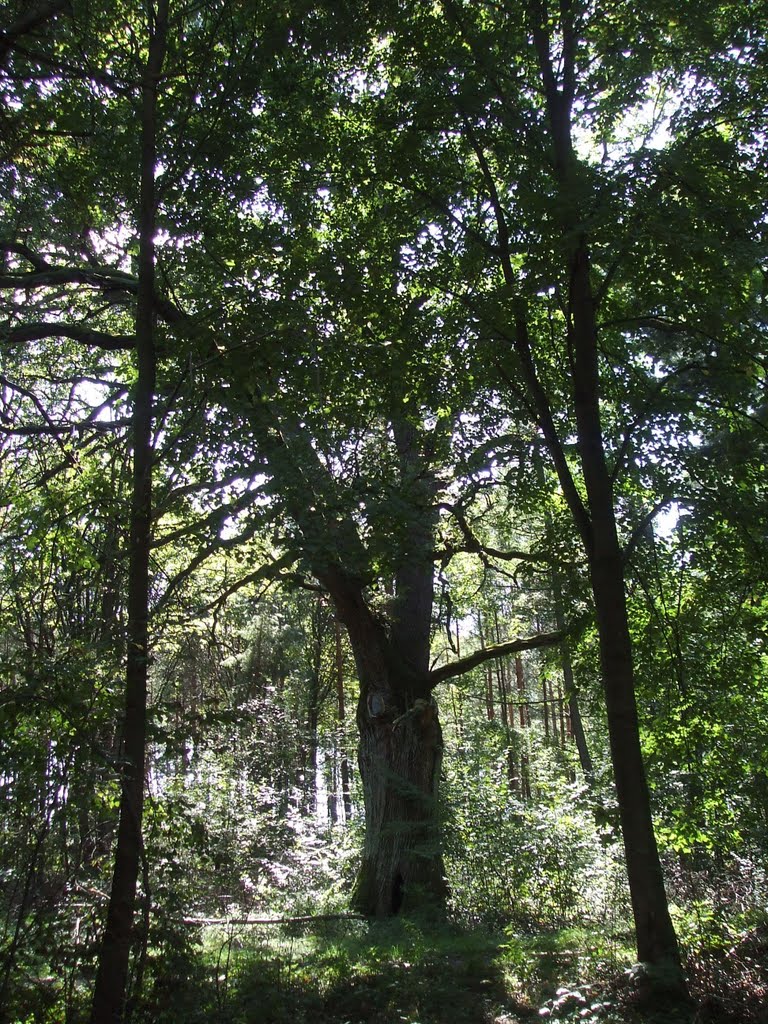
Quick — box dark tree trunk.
[90,5,167,1021]
[322,567,447,916]
[492,6,688,990]
[317,411,449,918]
[588,541,683,975]
[567,221,682,982]
[567,237,683,987]
[353,680,446,916]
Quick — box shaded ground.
[135,917,768,1024]
[9,916,765,1022]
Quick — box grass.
[135,915,666,1024]
[186,916,518,1024]
[11,910,763,1023]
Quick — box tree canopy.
[1,0,766,1021]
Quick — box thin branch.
[623,498,676,563]
[197,551,299,612]
[608,360,702,484]
[182,913,366,927]
[438,501,549,563]
[459,118,517,291]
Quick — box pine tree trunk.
[552,579,594,781]
[478,612,495,720]
[334,619,353,822]
[493,610,509,727]
[515,655,527,728]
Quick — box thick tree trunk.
[282,398,448,915]
[320,565,447,916]
[317,417,448,917]
[353,682,446,916]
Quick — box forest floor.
[137,915,768,1024]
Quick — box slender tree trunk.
[327,752,339,825]
[572,231,683,992]
[552,682,562,744]
[503,7,688,988]
[90,5,167,1021]
[451,687,465,741]
[493,610,509,726]
[553,580,594,781]
[514,655,526,728]
[514,656,531,798]
[303,703,319,816]
[569,242,683,985]
[478,611,496,720]
[567,225,682,981]
[301,597,325,816]
[334,618,353,822]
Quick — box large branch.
[0,0,69,66]
[197,551,299,614]
[0,418,131,436]
[429,627,569,685]
[2,323,135,350]
[0,240,185,324]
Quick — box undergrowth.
[126,912,767,1024]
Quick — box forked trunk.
[319,491,446,917]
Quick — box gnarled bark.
[353,687,446,916]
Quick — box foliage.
[443,724,627,931]
[1,0,768,1017]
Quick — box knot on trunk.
[367,691,390,719]
[393,697,436,732]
